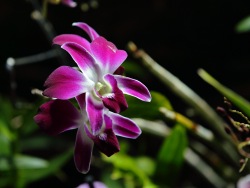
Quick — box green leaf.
[123,60,150,79]
[0,119,15,142]
[198,68,250,117]
[154,124,188,187]
[15,155,49,169]
[103,148,157,187]
[0,154,48,171]
[235,16,250,33]
[121,91,173,120]
[0,96,13,124]
[17,149,73,188]
[0,134,11,156]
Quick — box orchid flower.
[77,181,107,188]
[237,174,250,188]
[43,22,151,115]
[48,0,77,7]
[34,94,141,174]
[61,0,77,7]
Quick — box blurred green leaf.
[17,148,73,188]
[154,124,188,187]
[103,151,157,188]
[121,91,173,120]
[15,154,48,169]
[0,175,12,188]
[198,68,250,117]
[0,96,13,124]
[0,119,15,142]
[0,154,48,171]
[0,134,11,156]
[123,60,149,79]
[235,16,250,33]
[135,156,155,176]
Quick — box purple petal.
[113,75,151,102]
[85,115,120,157]
[76,93,86,112]
[108,112,141,139]
[73,22,100,41]
[61,43,100,82]
[61,0,77,7]
[114,66,125,75]
[86,93,104,135]
[43,66,94,99]
[102,74,128,113]
[53,34,91,52]
[33,100,82,135]
[74,124,94,174]
[90,37,127,74]
[77,181,107,188]
[75,94,88,122]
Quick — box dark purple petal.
[85,115,120,157]
[74,124,94,174]
[33,100,82,135]
[114,66,125,75]
[108,112,141,139]
[61,43,100,82]
[53,34,91,52]
[90,37,127,74]
[113,75,151,102]
[86,93,104,135]
[73,22,100,41]
[43,66,93,99]
[102,74,128,113]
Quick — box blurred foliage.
[235,16,250,33]
[0,97,73,188]
[121,91,173,120]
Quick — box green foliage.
[235,16,250,33]
[123,60,150,79]
[0,96,73,188]
[198,68,250,117]
[16,149,73,188]
[154,124,188,188]
[102,141,157,188]
[121,91,173,120]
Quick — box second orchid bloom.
[34,22,151,173]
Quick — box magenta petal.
[74,124,94,174]
[33,100,82,135]
[76,94,86,112]
[102,74,128,113]
[85,115,120,157]
[73,22,100,41]
[91,37,127,74]
[43,66,93,99]
[113,75,151,102]
[86,93,104,135]
[61,43,99,82]
[108,112,141,139]
[53,34,91,52]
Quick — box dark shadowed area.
[1,0,250,187]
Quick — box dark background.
[1,0,250,187]
[1,0,250,109]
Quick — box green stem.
[127,41,239,165]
